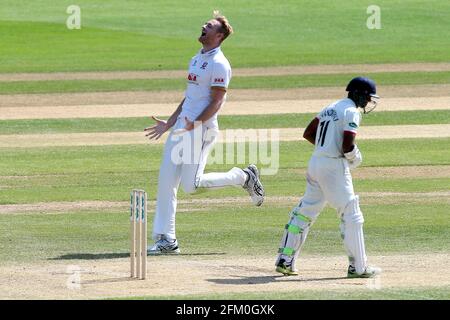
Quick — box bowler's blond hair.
[213,10,233,42]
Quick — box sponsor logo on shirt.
[349,122,358,128]
[187,73,198,83]
[213,78,224,83]
[200,62,208,70]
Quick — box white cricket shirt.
[180,46,232,129]
[312,98,361,158]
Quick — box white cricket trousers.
[298,155,368,273]
[301,155,355,215]
[152,118,247,240]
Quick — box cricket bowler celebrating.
[275,77,382,278]
[144,12,265,254]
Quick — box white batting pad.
[341,196,368,274]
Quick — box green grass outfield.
[1,0,450,72]
[1,202,449,264]
[1,71,450,94]
[121,286,450,300]
[0,138,449,204]
[1,110,449,134]
[1,137,448,264]
[1,0,449,300]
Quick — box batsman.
[275,77,382,278]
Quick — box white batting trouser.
[153,118,247,241]
[278,155,368,273]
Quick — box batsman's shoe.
[243,164,265,206]
[347,265,382,278]
[275,259,298,276]
[147,238,181,255]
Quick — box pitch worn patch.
[1,62,449,82]
[1,191,449,215]
[1,124,449,147]
[1,96,449,119]
[291,165,450,179]
[0,253,448,299]
[1,85,449,108]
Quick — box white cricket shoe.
[347,265,382,278]
[242,164,265,206]
[147,237,181,255]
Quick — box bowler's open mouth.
[200,29,206,37]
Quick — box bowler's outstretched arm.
[144,98,185,140]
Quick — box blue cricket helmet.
[346,77,379,113]
[346,77,379,99]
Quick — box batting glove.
[344,144,362,170]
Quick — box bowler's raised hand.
[144,116,169,140]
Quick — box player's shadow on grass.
[81,277,137,285]
[50,252,227,260]
[207,275,347,285]
[49,253,130,260]
[173,252,227,256]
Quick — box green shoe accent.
[276,265,299,276]
[347,266,381,278]
[347,272,374,278]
